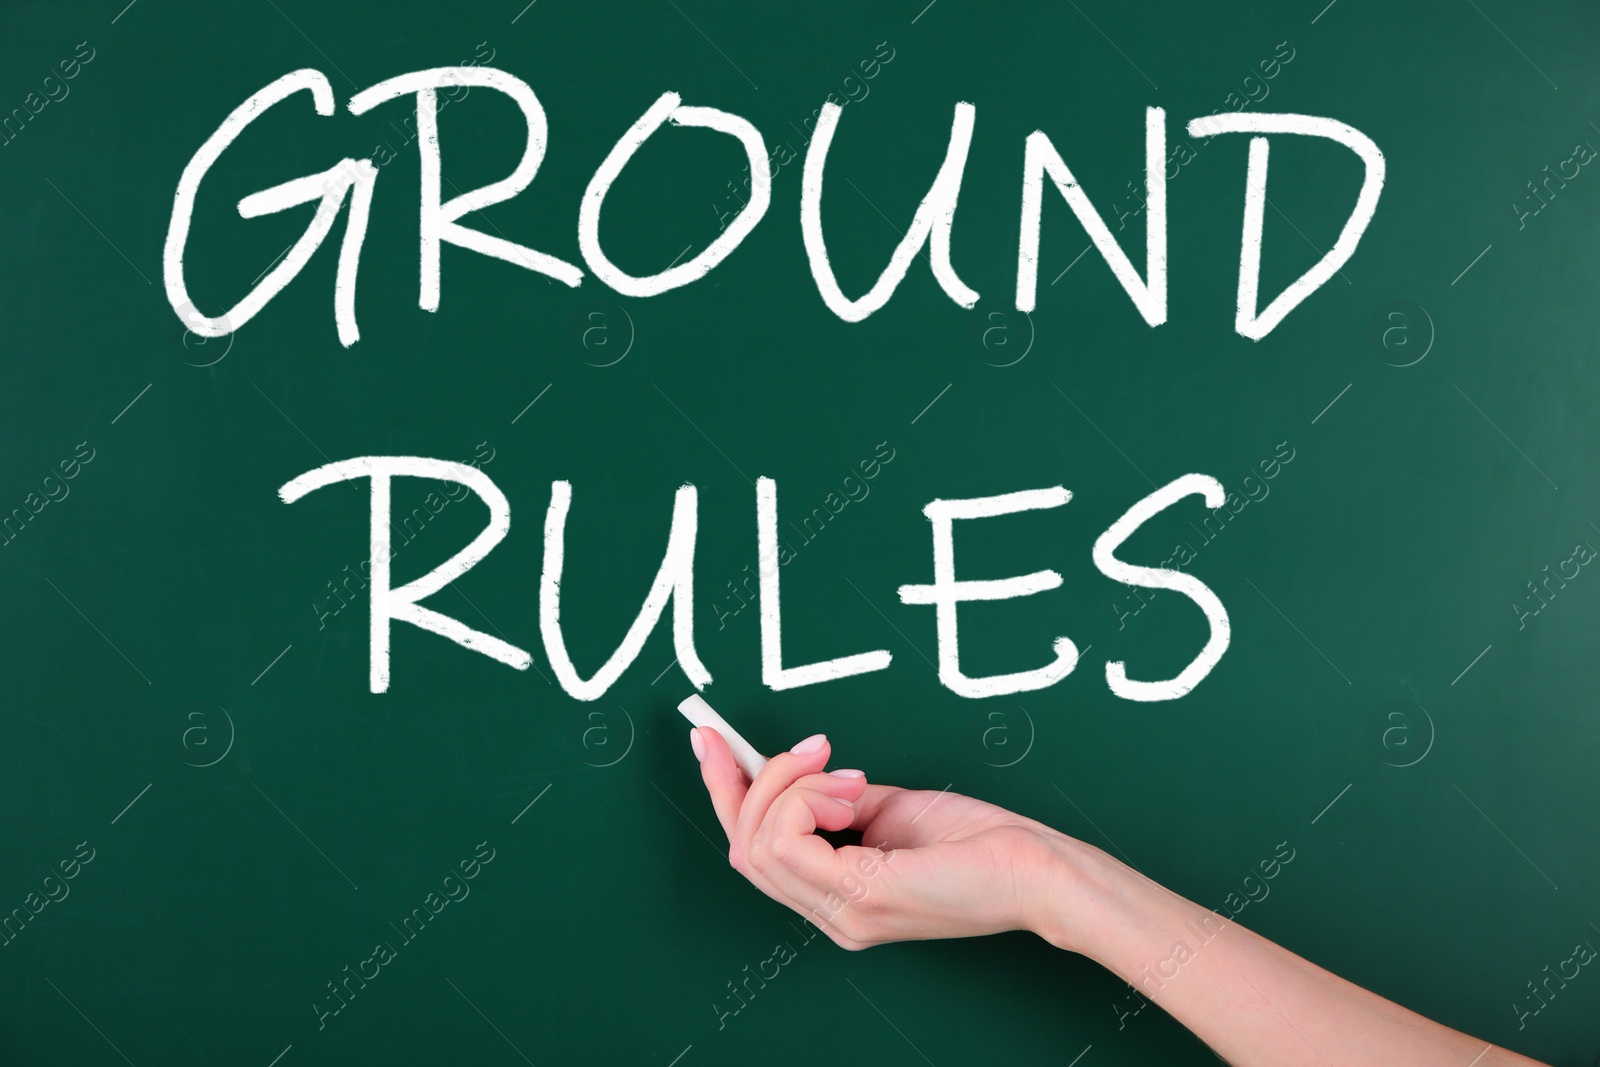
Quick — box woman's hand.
[692,725,1552,1067]
[691,725,1102,951]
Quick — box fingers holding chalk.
[679,694,768,779]
[680,694,769,840]
[735,735,839,843]
[683,694,897,949]
[693,717,867,847]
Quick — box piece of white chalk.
[678,694,769,779]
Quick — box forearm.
[1034,838,1546,1067]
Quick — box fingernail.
[790,733,827,755]
[832,797,855,809]
[828,768,865,778]
[689,728,706,763]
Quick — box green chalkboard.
[2,0,1598,1063]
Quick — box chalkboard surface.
[2,0,1598,1063]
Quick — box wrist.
[1025,831,1175,961]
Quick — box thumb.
[695,727,748,840]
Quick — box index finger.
[734,736,833,844]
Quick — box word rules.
[280,459,1231,702]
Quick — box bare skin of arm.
[690,727,1548,1067]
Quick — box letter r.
[279,457,532,692]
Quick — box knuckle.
[767,834,790,864]
[832,910,865,942]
